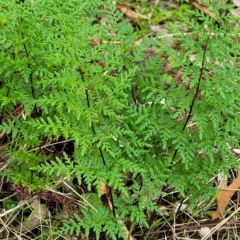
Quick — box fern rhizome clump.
[0,0,240,239]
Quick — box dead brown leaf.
[116,5,142,25]
[212,171,240,220]
[100,180,112,208]
[191,2,215,19]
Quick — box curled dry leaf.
[15,198,50,232]
[212,171,240,220]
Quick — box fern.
[1,0,240,239]
[60,206,127,240]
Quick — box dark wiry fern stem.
[140,33,211,240]
[172,33,211,216]
[21,32,38,117]
[77,67,116,217]
[22,41,34,99]
[0,77,11,125]
[182,34,211,132]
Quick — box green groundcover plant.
[0,0,240,238]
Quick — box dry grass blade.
[62,181,97,211]
[0,196,38,218]
[202,205,240,240]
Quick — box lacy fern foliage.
[0,0,240,239]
